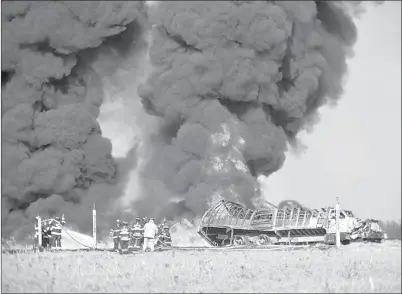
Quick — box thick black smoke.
[1,1,148,240]
[2,1,382,241]
[135,1,376,220]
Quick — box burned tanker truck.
[197,200,386,247]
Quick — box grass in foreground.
[2,242,401,293]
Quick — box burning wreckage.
[30,199,386,252]
[197,200,387,247]
[3,1,388,253]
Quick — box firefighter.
[119,222,130,253]
[158,217,167,234]
[142,218,158,252]
[51,217,63,248]
[61,214,66,226]
[111,219,121,251]
[142,217,149,227]
[42,220,51,249]
[157,225,172,248]
[130,217,144,248]
[34,217,41,250]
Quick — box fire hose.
[126,234,172,248]
[38,219,94,249]
[156,235,172,248]
[60,226,94,249]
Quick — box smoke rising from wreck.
[1,1,379,241]
[1,1,149,240]
[135,1,372,220]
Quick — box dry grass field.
[2,241,401,293]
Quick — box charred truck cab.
[197,200,384,247]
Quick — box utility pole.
[37,216,42,248]
[335,196,341,248]
[92,203,97,250]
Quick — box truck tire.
[256,234,271,246]
[233,236,247,246]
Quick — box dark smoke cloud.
[277,200,309,210]
[1,1,148,241]
[135,1,377,220]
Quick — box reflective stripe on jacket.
[112,227,120,238]
[119,228,130,241]
[51,224,62,235]
[131,225,143,237]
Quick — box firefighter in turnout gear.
[157,225,172,248]
[130,217,144,249]
[158,217,167,234]
[51,217,63,248]
[110,219,121,251]
[61,214,66,226]
[42,220,51,249]
[34,217,41,251]
[119,222,130,253]
[143,218,158,252]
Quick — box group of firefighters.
[110,217,172,252]
[34,215,66,250]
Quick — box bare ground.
[2,241,401,293]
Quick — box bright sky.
[260,2,401,221]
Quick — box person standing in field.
[119,222,130,253]
[142,218,158,252]
[51,217,63,248]
[110,219,121,251]
[130,217,144,248]
[142,217,149,227]
[43,220,51,249]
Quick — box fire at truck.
[197,199,386,247]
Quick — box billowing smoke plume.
[277,200,308,210]
[2,1,381,242]
[135,1,373,220]
[1,1,149,240]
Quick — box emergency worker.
[119,222,130,252]
[61,214,66,226]
[158,225,172,247]
[142,218,158,252]
[158,217,167,234]
[42,220,51,249]
[130,217,144,248]
[111,219,121,251]
[34,217,41,249]
[51,217,63,248]
[142,217,149,227]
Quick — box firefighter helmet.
[55,217,60,221]
[163,225,169,230]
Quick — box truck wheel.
[233,236,247,246]
[256,234,271,246]
[341,239,351,245]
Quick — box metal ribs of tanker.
[197,199,332,246]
